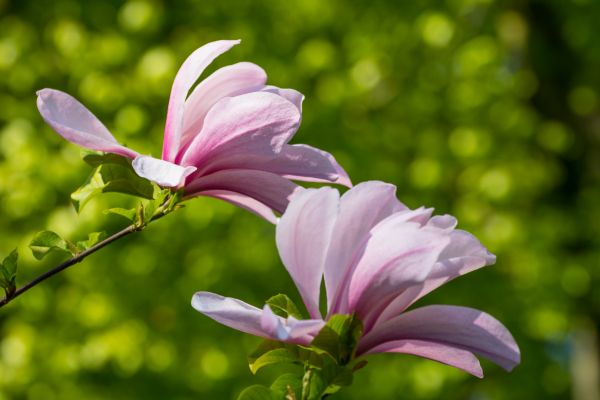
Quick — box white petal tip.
[133,155,196,187]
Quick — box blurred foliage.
[1,0,599,399]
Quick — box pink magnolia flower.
[192,181,520,377]
[36,40,350,222]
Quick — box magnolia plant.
[0,40,520,399]
[193,182,520,398]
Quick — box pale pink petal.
[363,339,483,378]
[191,291,272,339]
[328,204,438,317]
[179,91,300,169]
[276,188,340,318]
[162,40,240,162]
[375,230,496,325]
[190,293,323,345]
[36,89,138,159]
[325,182,408,315]
[261,305,325,345]
[347,219,450,327]
[132,155,196,187]
[358,305,520,372]
[193,143,351,187]
[184,169,301,214]
[197,190,277,224]
[261,86,304,112]
[178,62,268,159]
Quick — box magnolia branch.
[0,224,138,308]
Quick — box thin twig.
[0,224,138,308]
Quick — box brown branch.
[0,224,138,308]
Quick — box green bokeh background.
[1,0,599,398]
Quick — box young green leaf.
[250,348,299,375]
[104,208,137,222]
[29,231,75,260]
[82,152,132,168]
[76,232,107,251]
[237,385,276,400]
[0,249,18,297]
[266,294,303,319]
[249,341,327,375]
[310,314,363,364]
[71,161,154,212]
[270,373,302,400]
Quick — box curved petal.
[261,86,304,112]
[162,40,241,162]
[184,169,301,214]
[363,339,483,378]
[358,305,520,372]
[191,291,271,338]
[261,305,325,345]
[132,155,196,187]
[178,62,268,158]
[191,293,323,346]
[179,91,301,169]
[276,187,340,318]
[36,89,138,159]
[197,190,277,224]
[325,182,408,315]
[194,143,351,187]
[375,230,496,325]
[347,219,450,326]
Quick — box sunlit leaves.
[311,314,363,364]
[0,249,18,297]
[243,315,362,399]
[71,153,155,212]
[29,230,75,260]
[266,294,303,319]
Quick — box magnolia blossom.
[192,181,520,377]
[36,40,350,222]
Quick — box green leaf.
[71,159,154,212]
[248,340,326,376]
[29,231,74,260]
[104,208,137,222]
[310,314,363,364]
[76,232,107,251]
[0,249,18,297]
[250,348,299,375]
[82,152,132,168]
[237,385,276,400]
[301,368,326,400]
[270,373,302,400]
[266,294,303,319]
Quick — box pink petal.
[325,182,408,315]
[358,305,520,372]
[363,339,483,378]
[261,86,304,112]
[184,169,301,214]
[192,143,351,187]
[179,91,301,169]
[374,230,496,325]
[261,305,325,345]
[162,40,240,162]
[178,62,268,159]
[36,89,138,159]
[191,293,323,345]
[191,291,272,339]
[347,218,450,326]
[132,155,196,187]
[276,188,340,318]
[197,190,278,224]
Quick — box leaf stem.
[0,224,138,308]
